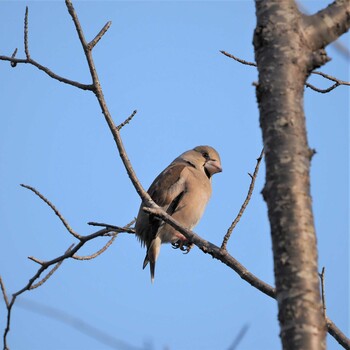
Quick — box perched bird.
[135,145,222,282]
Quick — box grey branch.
[88,21,112,50]
[21,184,81,240]
[73,235,117,260]
[144,206,276,298]
[30,245,74,290]
[0,277,9,308]
[24,7,30,59]
[220,50,350,93]
[221,148,264,250]
[117,110,138,131]
[319,267,327,317]
[304,0,350,51]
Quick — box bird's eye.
[202,152,210,160]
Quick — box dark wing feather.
[138,163,187,247]
[148,163,187,207]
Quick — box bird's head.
[179,145,222,179]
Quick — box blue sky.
[0,1,348,349]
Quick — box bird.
[135,145,222,282]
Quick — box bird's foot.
[171,240,193,254]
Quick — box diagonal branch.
[30,245,74,289]
[143,206,350,349]
[88,21,112,50]
[303,0,350,51]
[21,184,81,240]
[144,206,276,297]
[117,110,138,131]
[73,235,117,260]
[221,148,264,250]
[65,0,154,207]
[0,278,9,309]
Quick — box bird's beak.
[205,159,222,174]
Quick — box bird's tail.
[143,236,161,283]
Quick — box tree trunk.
[253,0,349,349]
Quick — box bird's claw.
[171,240,193,254]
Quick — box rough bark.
[253,0,349,349]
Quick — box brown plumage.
[135,145,222,282]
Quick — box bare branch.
[20,184,81,240]
[327,317,350,349]
[305,81,340,93]
[0,277,9,308]
[30,258,66,290]
[221,148,264,250]
[304,0,350,51]
[220,50,350,93]
[220,50,256,66]
[88,21,112,50]
[88,220,136,234]
[116,110,138,131]
[312,70,350,85]
[24,7,30,59]
[65,0,154,207]
[10,48,18,68]
[73,235,117,260]
[28,256,44,265]
[143,206,350,348]
[319,267,326,317]
[0,54,94,90]
[143,206,276,298]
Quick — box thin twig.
[24,7,30,59]
[312,70,350,85]
[220,50,350,93]
[319,266,327,317]
[1,227,119,348]
[30,247,72,290]
[305,81,340,93]
[28,256,44,265]
[88,21,112,50]
[116,110,138,131]
[220,50,256,66]
[0,277,9,308]
[0,55,94,90]
[88,220,136,234]
[221,148,264,250]
[20,184,81,240]
[73,234,117,260]
[10,48,18,67]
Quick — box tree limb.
[220,50,350,93]
[303,0,350,50]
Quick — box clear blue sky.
[0,1,348,349]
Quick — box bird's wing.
[137,162,189,247]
